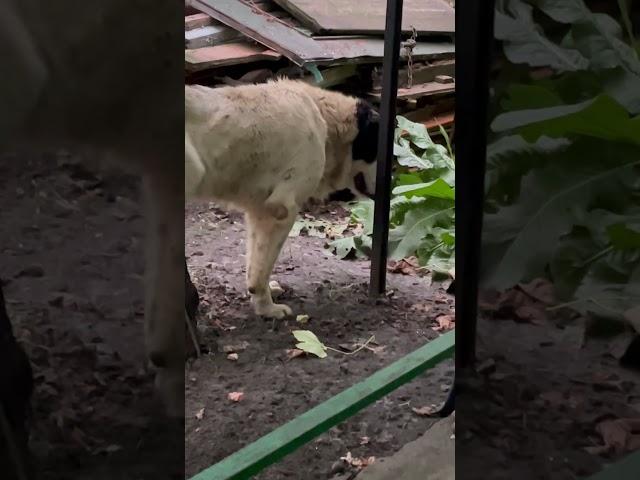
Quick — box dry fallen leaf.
[226,353,239,361]
[228,392,244,402]
[412,405,439,416]
[410,303,432,313]
[286,348,305,360]
[340,451,376,469]
[434,314,455,331]
[593,417,640,454]
[222,341,250,353]
[195,407,205,420]
[387,257,422,276]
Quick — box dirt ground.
[458,292,640,479]
[184,201,455,479]
[1,156,183,480]
[6,155,636,480]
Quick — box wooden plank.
[185,13,214,31]
[272,0,454,35]
[185,24,243,49]
[373,59,455,90]
[192,0,330,65]
[189,330,455,480]
[185,43,282,72]
[369,81,455,101]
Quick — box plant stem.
[579,245,614,268]
[326,335,376,356]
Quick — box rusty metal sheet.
[191,0,331,65]
[185,42,282,72]
[272,0,455,35]
[314,37,454,66]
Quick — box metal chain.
[401,26,418,88]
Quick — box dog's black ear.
[352,100,379,164]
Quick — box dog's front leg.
[142,171,184,417]
[245,208,296,319]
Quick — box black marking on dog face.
[352,100,380,164]
[328,188,356,202]
[354,172,374,199]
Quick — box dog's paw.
[256,303,292,319]
[269,280,284,299]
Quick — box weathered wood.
[372,59,455,90]
[189,330,455,480]
[272,0,454,35]
[192,0,329,65]
[185,42,282,72]
[185,13,214,31]
[185,24,243,49]
[369,80,455,100]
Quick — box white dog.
[185,80,379,318]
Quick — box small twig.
[326,335,376,356]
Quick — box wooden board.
[192,0,330,65]
[273,0,455,35]
[185,42,282,72]
[185,23,243,49]
[369,81,455,101]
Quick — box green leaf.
[492,95,640,146]
[292,330,327,358]
[482,139,640,289]
[500,84,565,111]
[607,223,640,250]
[534,0,640,75]
[495,0,589,71]
[389,202,455,261]
[392,178,455,200]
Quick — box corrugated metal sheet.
[191,0,454,67]
[272,0,455,35]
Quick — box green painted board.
[189,330,455,480]
[586,451,640,480]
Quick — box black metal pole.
[369,0,404,297]
[456,1,496,368]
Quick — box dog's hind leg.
[142,171,185,417]
[245,205,297,319]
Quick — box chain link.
[401,26,418,88]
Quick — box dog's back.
[185,81,329,208]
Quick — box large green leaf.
[392,178,455,200]
[534,0,640,75]
[491,95,640,145]
[482,139,640,289]
[495,0,589,71]
[389,201,454,261]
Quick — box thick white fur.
[185,80,376,318]
[1,1,184,417]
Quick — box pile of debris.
[185,0,456,136]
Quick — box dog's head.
[328,100,379,203]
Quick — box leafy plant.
[484,0,640,323]
[329,116,456,277]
